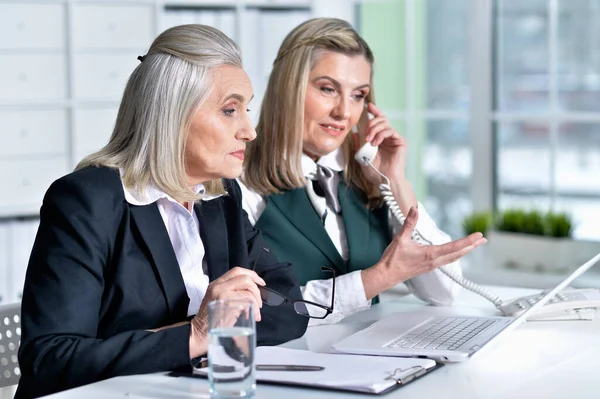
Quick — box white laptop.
[332,253,600,362]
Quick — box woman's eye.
[320,87,335,94]
[223,108,235,116]
[352,93,366,101]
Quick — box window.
[360,0,600,241]
[494,0,600,240]
[359,0,470,238]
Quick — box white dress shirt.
[238,148,462,326]
[120,174,222,317]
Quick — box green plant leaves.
[462,209,573,238]
[462,211,492,236]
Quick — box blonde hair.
[77,24,242,203]
[243,18,381,207]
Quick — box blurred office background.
[1,0,600,307]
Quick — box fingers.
[217,266,266,286]
[204,267,266,322]
[422,235,487,271]
[365,115,388,137]
[367,124,395,147]
[363,111,404,147]
[431,233,484,257]
[209,274,263,308]
[430,237,487,269]
[221,290,262,322]
[397,206,419,241]
[367,102,383,117]
[204,288,262,322]
[222,275,263,308]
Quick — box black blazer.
[16,167,308,398]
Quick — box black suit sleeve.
[18,174,191,398]
[228,180,308,345]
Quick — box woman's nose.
[333,99,351,120]
[237,118,257,142]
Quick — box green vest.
[255,180,391,287]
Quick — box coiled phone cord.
[366,159,504,309]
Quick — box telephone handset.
[354,106,378,166]
[352,105,600,321]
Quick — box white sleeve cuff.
[302,271,371,327]
[404,261,463,306]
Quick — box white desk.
[44,286,600,399]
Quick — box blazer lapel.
[194,200,229,280]
[130,204,188,318]
[338,180,388,269]
[269,189,346,272]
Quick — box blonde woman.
[240,18,486,326]
[17,25,308,398]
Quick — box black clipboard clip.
[385,366,427,385]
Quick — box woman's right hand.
[189,267,266,358]
[361,207,487,299]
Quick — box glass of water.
[207,299,256,398]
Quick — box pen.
[256,365,324,371]
[200,364,325,372]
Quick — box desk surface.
[44,286,600,399]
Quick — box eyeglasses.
[250,248,335,319]
[259,266,336,319]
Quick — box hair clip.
[137,55,146,63]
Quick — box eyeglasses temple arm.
[321,266,335,312]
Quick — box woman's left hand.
[355,102,408,183]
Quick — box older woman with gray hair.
[16,25,307,398]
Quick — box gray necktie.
[314,165,342,215]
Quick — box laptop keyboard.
[385,317,498,351]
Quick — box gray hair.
[77,24,242,202]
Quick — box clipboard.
[170,347,444,395]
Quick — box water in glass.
[208,326,256,398]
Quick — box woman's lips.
[319,124,345,137]
[230,150,245,160]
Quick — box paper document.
[195,347,437,394]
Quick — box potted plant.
[545,211,573,238]
[462,211,492,237]
[464,209,600,273]
[460,211,493,270]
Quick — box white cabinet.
[0,54,66,102]
[161,8,236,39]
[7,220,39,304]
[0,110,68,157]
[0,4,65,105]
[0,219,40,304]
[72,4,154,49]
[73,54,141,101]
[0,4,65,50]
[73,108,119,163]
[0,158,69,216]
[0,224,8,305]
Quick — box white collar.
[301,147,345,179]
[119,170,222,206]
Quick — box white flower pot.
[487,231,600,273]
